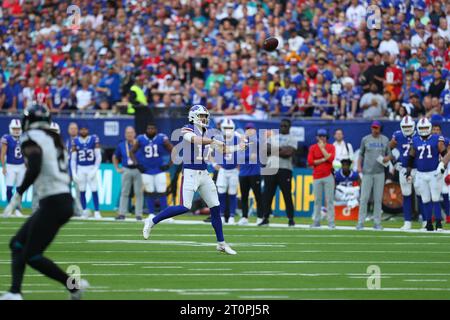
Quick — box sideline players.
[0,104,88,300]
[1,119,25,217]
[70,123,102,219]
[389,115,416,230]
[213,119,240,225]
[142,105,248,254]
[130,123,173,220]
[407,118,447,231]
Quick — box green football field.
[1,214,450,300]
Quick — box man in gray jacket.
[357,120,392,230]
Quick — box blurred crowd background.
[1,0,450,120]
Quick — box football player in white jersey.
[142,105,248,254]
[1,119,26,217]
[213,119,240,225]
[0,105,88,300]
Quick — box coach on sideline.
[307,128,336,229]
[112,126,144,220]
[357,120,392,230]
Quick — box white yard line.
[5,287,450,295]
[3,216,450,234]
[2,260,450,266]
[403,279,448,282]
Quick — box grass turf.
[1,214,450,300]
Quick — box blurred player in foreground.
[0,105,88,300]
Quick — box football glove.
[437,161,446,175]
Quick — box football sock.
[159,195,168,211]
[146,195,155,214]
[442,194,450,217]
[9,241,25,294]
[229,194,237,217]
[210,205,224,242]
[418,196,425,221]
[218,193,227,217]
[423,201,433,222]
[6,186,13,202]
[80,191,87,210]
[433,201,442,221]
[403,195,412,222]
[92,191,99,211]
[152,205,189,224]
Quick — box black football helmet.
[22,104,52,132]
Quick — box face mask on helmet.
[400,116,415,136]
[189,105,210,128]
[9,120,22,137]
[417,122,431,136]
[401,125,414,136]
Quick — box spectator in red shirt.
[307,128,336,229]
[384,55,403,102]
[34,77,53,109]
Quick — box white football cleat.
[69,279,90,300]
[221,217,225,224]
[82,210,90,219]
[400,221,412,231]
[143,217,155,240]
[237,217,248,226]
[14,209,24,217]
[256,218,263,225]
[216,242,237,255]
[94,211,102,219]
[0,292,23,300]
[228,217,235,225]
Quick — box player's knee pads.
[25,253,43,265]
[9,238,23,252]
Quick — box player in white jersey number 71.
[142,105,249,255]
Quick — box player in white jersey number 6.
[142,105,248,255]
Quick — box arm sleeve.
[94,148,102,170]
[16,141,42,195]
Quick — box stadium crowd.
[1,0,450,119]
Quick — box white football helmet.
[9,119,22,137]
[400,115,415,136]
[188,104,210,128]
[49,122,61,134]
[417,117,432,137]
[221,118,235,132]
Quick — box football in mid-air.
[263,37,278,51]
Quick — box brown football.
[263,37,278,51]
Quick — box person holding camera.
[307,128,336,229]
